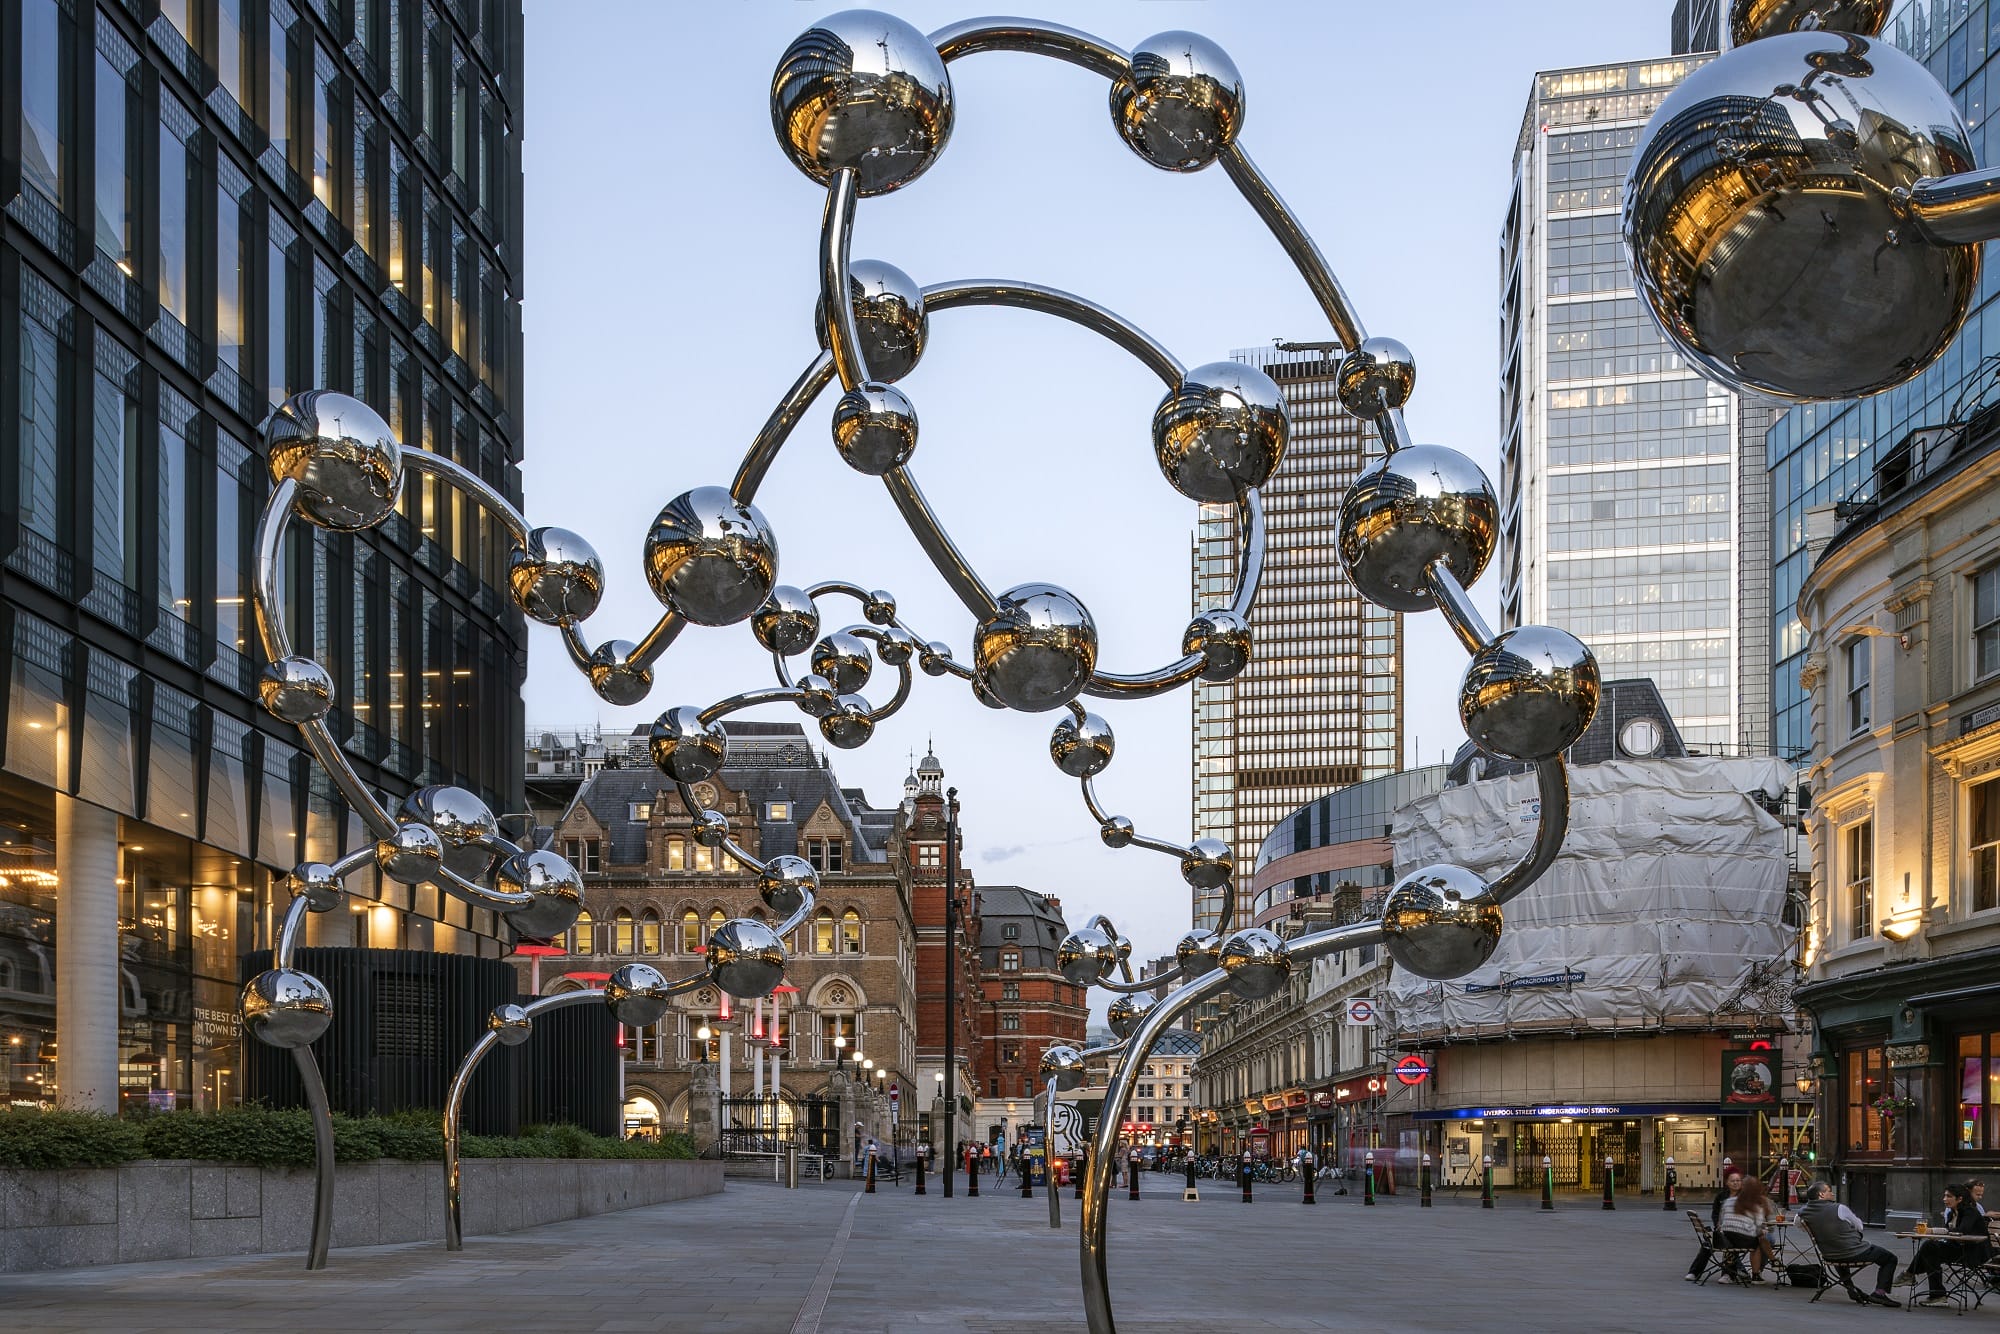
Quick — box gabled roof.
[977,885,1069,970]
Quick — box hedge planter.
[0,1157,722,1273]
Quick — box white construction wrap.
[1386,757,1793,1038]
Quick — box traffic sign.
[889,1084,900,1104]
[1345,997,1378,1027]
[1395,1055,1432,1086]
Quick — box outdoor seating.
[1687,1211,1755,1286]
[1797,1231,1872,1305]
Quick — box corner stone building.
[523,723,916,1149]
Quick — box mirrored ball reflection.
[972,584,1099,713]
[1110,31,1245,171]
[817,259,928,382]
[1336,445,1498,613]
[642,488,780,628]
[771,9,954,196]
[1152,361,1289,503]
[264,391,404,532]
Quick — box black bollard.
[1075,1155,1085,1200]
[1364,1152,1376,1206]
[1128,1152,1140,1201]
[1540,1155,1554,1211]
[968,1151,979,1198]
[1301,1150,1316,1205]
[915,1147,926,1196]
[1481,1154,1494,1209]
[1022,1151,1034,1199]
[1421,1153,1433,1207]
[1183,1153,1198,1202]
[1241,1153,1253,1204]
[865,1147,877,1195]
[1663,1157,1677,1212]
[1601,1155,1615,1210]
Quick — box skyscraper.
[1498,46,1781,758]
[2,0,524,1112]
[1191,345,1401,934]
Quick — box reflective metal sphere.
[1337,445,1498,612]
[241,968,334,1049]
[1107,994,1154,1042]
[872,625,918,667]
[493,850,585,938]
[863,590,898,626]
[263,391,403,531]
[509,527,604,626]
[606,963,671,1027]
[1625,31,1978,400]
[794,673,840,719]
[1100,816,1135,849]
[707,917,787,998]
[649,705,728,783]
[488,1003,533,1047]
[1728,0,1888,47]
[1179,838,1233,891]
[1218,927,1292,999]
[284,862,345,913]
[1056,927,1118,987]
[400,785,501,882]
[586,640,653,706]
[1049,711,1115,778]
[758,855,818,918]
[1110,31,1245,171]
[1381,863,1504,981]
[1182,609,1251,682]
[918,641,956,677]
[1459,625,1601,763]
[1175,928,1222,978]
[376,822,444,885]
[819,694,875,749]
[1040,1044,1087,1092]
[771,10,953,196]
[258,656,335,724]
[642,487,780,627]
[1335,338,1417,418]
[692,809,731,848]
[1152,361,1288,502]
[972,583,1098,713]
[810,631,874,694]
[753,586,821,657]
[817,260,928,382]
[832,382,919,475]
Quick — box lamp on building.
[696,1022,712,1062]
[833,1027,846,1069]
[1882,870,1922,940]
[1795,1071,1817,1097]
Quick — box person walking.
[1797,1182,1901,1306]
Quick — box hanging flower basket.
[1871,1094,1917,1121]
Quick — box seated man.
[1902,1183,1989,1307]
[1797,1182,1900,1306]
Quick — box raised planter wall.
[0,1157,723,1273]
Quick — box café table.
[1890,1230,1975,1311]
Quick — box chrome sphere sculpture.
[1380,863,1505,981]
[238,13,1637,1324]
[1625,8,1999,400]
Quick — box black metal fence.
[719,1096,840,1160]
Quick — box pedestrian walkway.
[0,1173,1937,1332]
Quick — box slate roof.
[977,885,1069,971]
[1150,1028,1202,1057]
[561,722,896,867]
[1446,677,1692,786]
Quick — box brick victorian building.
[972,885,1089,1147]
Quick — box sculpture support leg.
[292,1046,335,1271]
[443,1030,498,1252]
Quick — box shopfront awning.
[1415,1102,1725,1121]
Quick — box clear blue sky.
[520,2,1675,991]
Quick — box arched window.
[841,908,862,954]
[573,911,595,955]
[681,910,701,953]
[813,908,836,955]
[707,908,725,941]
[612,908,634,954]
[638,908,661,954]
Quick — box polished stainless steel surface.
[1178,837,1232,891]
[258,656,335,724]
[1057,927,1119,987]
[757,855,818,920]
[832,382,920,474]
[1423,562,1496,657]
[706,918,789,998]
[880,467,1001,619]
[1907,166,2000,247]
[585,639,653,705]
[1039,1043,1089,1091]
[773,10,953,197]
[1105,993,1153,1040]
[284,863,346,917]
[753,585,822,657]
[732,352,837,505]
[399,446,530,543]
[1111,31,1245,172]
[810,630,875,694]
[1152,360,1289,502]
[1487,761,1573,906]
[292,1046,335,1270]
[1625,30,1979,399]
[1050,708,1116,778]
[1217,926,1291,999]
[1337,445,1498,613]
[1173,928,1222,979]
[375,822,445,885]
[487,1003,533,1048]
[923,280,1183,385]
[1380,863,1504,981]
[509,527,604,626]
[973,583,1099,712]
[241,967,334,1049]
[642,487,780,627]
[1218,145,1365,349]
[1182,609,1251,682]
[492,849,586,938]
[1458,624,1601,763]
[1727,0,1888,46]
[399,786,502,883]
[930,16,1129,79]
[263,391,404,532]
[818,259,927,383]
[648,705,729,782]
[1336,337,1417,422]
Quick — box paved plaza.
[0,1175,1965,1332]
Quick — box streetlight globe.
[863,1057,874,1071]
[833,1034,846,1049]
[696,1024,712,1041]
[934,1071,944,1083]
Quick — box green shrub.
[0,1109,145,1169]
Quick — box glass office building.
[1191,346,1401,935]
[2,0,524,1112]
[1499,49,1782,757]
[1770,2,2000,765]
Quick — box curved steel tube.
[924,280,1182,385]
[628,613,686,671]
[863,660,914,723]
[435,863,534,911]
[881,467,1002,618]
[399,448,530,545]
[1486,760,1571,906]
[930,17,1131,78]
[700,685,808,727]
[672,779,768,876]
[820,168,870,392]
[1907,167,2000,246]
[1218,144,1366,351]
[733,352,837,504]
[1228,490,1267,622]
[293,1046,336,1270]
[1087,493,1262,698]
[1082,921,1383,1333]
[1424,563,1495,657]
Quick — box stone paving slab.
[0,1173,1960,1332]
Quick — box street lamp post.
[943,786,960,1199]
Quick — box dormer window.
[1002,923,1019,941]
[629,803,650,821]
[767,802,789,821]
